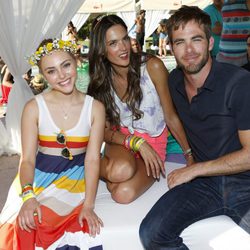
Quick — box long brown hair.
[87,14,146,128]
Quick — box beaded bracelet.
[123,135,145,152]
[20,183,36,203]
[183,148,192,158]
[123,134,133,150]
[22,191,36,203]
[133,137,145,152]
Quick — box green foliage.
[77,17,93,41]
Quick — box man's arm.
[168,129,250,189]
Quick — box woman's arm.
[18,98,41,231]
[79,99,105,236]
[147,57,193,163]
[19,99,38,185]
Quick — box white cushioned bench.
[95,160,250,250]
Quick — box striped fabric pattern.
[217,0,250,66]
[0,95,103,249]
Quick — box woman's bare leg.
[100,144,155,204]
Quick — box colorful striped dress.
[0,94,103,250]
[216,0,250,66]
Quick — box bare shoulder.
[146,56,169,82]
[23,97,38,115]
[92,99,105,114]
[22,97,39,124]
[146,56,168,72]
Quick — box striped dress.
[0,94,103,250]
[216,0,250,66]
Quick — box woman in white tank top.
[88,15,193,204]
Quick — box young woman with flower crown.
[0,39,105,249]
[87,15,193,204]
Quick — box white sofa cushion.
[95,161,250,250]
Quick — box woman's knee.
[111,184,138,204]
[107,159,135,183]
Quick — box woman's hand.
[18,198,41,232]
[138,141,165,179]
[79,206,103,237]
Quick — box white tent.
[78,0,135,13]
[142,0,212,10]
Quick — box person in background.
[0,57,4,71]
[243,34,250,71]
[23,68,32,86]
[204,0,223,57]
[0,38,105,250]
[135,9,146,49]
[0,64,14,105]
[29,73,48,95]
[67,21,78,43]
[216,0,250,66]
[157,18,168,58]
[87,14,193,204]
[140,6,250,249]
[130,37,142,53]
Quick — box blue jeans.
[139,172,250,250]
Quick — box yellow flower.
[65,41,71,47]
[46,43,53,51]
[38,47,44,54]
[29,58,35,66]
[58,40,64,49]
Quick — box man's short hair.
[167,5,211,44]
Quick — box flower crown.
[27,39,78,66]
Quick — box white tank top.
[113,63,166,137]
[35,94,93,156]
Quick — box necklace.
[63,111,69,120]
[61,99,73,120]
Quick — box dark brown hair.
[167,5,212,45]
[87,14,147,128]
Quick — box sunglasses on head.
[56,131,73,160]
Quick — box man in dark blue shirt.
[140,6,250,250]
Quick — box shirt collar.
[175,59,218,95]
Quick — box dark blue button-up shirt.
[169,60,250,162]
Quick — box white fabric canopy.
[78,0,135,13]
[72,13,90,31]
[117,11,137,35]
[144,10,170,39]
[0,0,85,155]
[141,0,182,10]
[141,0,212,10]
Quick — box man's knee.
[139,218,152,248]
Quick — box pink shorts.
[120,127,168,162]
